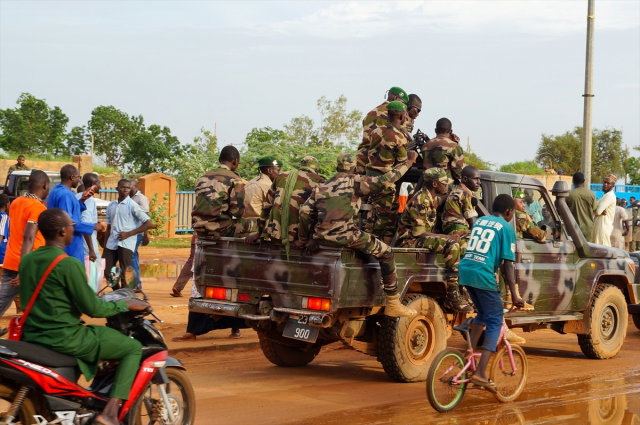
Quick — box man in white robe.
[592,175,617,246]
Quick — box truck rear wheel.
[577,284,628,359]
[257,331,322,367]
[378,294,448,382]
[632,314,640,331]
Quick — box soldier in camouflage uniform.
[396,168,471,312]
[299,152,420,318]
[192,146,246,238]
[246,156,325,248]
[366,101,409,243]
[421,117,465,184]
[442,166,481,252]
[513,191,546,243]
[402,94,422,136]
[356,86,409,175]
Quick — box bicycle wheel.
[426,348,468,412]
[489,344,528,403]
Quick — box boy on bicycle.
[459,194,524,392]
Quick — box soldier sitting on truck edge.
[298,151,420,318]
[241,156,282,236]
[246,156,325,255]
[421,118,465,185]
[402,94,421,137]
[396,168,471,313]
[192,145,246,238]
[513,191,546,243]
[442,165,480,253]
[367,101,409,245]
[355,86,409,175]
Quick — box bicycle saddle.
[452,317,474,333]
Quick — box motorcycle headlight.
[143,322,166,344]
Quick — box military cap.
[336,153,356,172]
[386,101,407,112]
[512,190,525,199]
[389,86,410,103]
[423,167,453,186]
[258,156,282,167]
[300,156,320,171]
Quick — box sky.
[1,1,639,167]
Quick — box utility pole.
[91,134,94,157]
[467,136,470,153]
[581,0,596,187]
[214,122,217,138]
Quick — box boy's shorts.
[464,285,503,352]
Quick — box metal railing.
[97,188,118,202]
[591,184,640,193]
[176,190,196,234]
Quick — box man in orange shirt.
[0,170,50,324]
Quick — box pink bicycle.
[426,314,528,412]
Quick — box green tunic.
[19,246,128,381]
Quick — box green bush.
[148,193,176,237]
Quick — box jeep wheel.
[577,284,628,359]
[632,314,640,331]
[378,294,448,382]
[257,331,322,367]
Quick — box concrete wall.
[138,173,177,236]
[528,174,573,192]
[0,155,93,179]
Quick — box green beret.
[336,154,356,172]
[389,86,410,103]
[258,156,282,167]
[386,101,407,112]
[300,155,320,171]
[512,190,525,199]
[423,167,453,186]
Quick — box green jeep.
[190,172,638,382]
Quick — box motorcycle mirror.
[107,267,121,287]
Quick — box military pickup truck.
[189,171,639,382]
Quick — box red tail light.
[206,287,228,300]
[238,293,251,302]
[304,297,331,311]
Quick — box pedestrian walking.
[610,198,630,250]
[0,170,49,327]
[592,175,617,246]
[625,197,635,251]
[171,232,196,297]
[103,180,154,289]
[129,179,150,288]
[630,200,640,252]
[47,165,104,263]
[566,172,598,242]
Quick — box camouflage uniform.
[516,210,546,243]
[396,185,461,279]
[631,207,640,251]
[299,155,411,294]
[258,157,325,242]
[421,134,466,183]
[241,173,273,235]
[192,164,245,238]
[442,184,478,252]
[366,122,408,240]
[356,101,389,175]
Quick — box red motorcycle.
[0,287,195,425]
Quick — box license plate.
[282,315,319,343]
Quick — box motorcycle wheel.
[0,384,37,425]
[127,368,196,425]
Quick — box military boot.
[445,286,473,313]
[505,284,534,310]
[384,294,418,318]
[504,323,526,344]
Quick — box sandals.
[172,334,196,342]
[470,376,497,394]
[170,288,183,298]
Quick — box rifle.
[405,129,430,153]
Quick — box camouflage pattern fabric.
[516,210,546,242]
[442,184,478,238]
[355,101,389,174]
[370,185,398,240]
[401,116,415,136]
[397,236,460,277]
[421,134,466,182]
[258,166,325,242]
[366,122,408,174]
[192,164,246,237]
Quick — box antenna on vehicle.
[514,154,556,194]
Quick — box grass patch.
[147,237,192,249]
[93,164,119,174]
[0,153,74,163]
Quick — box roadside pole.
[581,0,595,187]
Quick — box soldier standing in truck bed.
[513,191,547,243]
[241,156,282,236]
[299,152,419,318]
[366,101,409,244]
[192,146,246,238]
[442,166,480,252]
[246,156,324,253]
[402,94,422,136]
[355,86,409,175]
[396,167,471,312]
[422,118,465,184]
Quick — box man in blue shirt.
[459,194,524,393]
[76,173,102,262]
[0,194,10,264]
[103,179,154,289]
[47,165,103,263]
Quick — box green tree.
[591,128,624,182]
[316,95,362,147]
[88,106,143,168]
[65,126,89,156]
[125,125,182,174]
[236,127,290,180]
[0,93,69,155]
[465,151,494,171]
[161,127,218,189]
[625,146,640,185]
[498,160,544,175]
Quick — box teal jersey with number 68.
[459,215,516,292]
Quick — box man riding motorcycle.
[18,208,150,425]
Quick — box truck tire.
[577,284,628,359]
[632,314,640,331]
[257,331,321,367]
[378,294,448,382]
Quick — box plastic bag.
[84,256,105,293]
